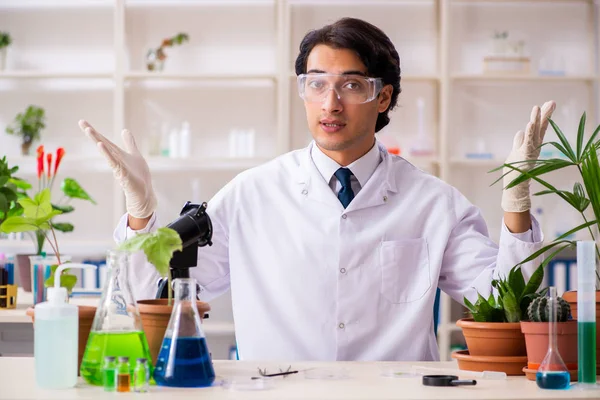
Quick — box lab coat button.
[340,268,346,274]
[341,214,347,219]
[383,196,388,202]
[302,189,308,195]
[338,323,345,329]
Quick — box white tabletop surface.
[0,288,235,335]
[0,357,598,400]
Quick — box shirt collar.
[310,140,382,188]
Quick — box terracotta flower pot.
[26,305,97,375]
[137,299,210,364]
[457,318,526,357]
[520,320,578,371]
[562,290,600,370]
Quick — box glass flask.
[80,250,153,386]
[536,286,570,390]
[154,277,215,387]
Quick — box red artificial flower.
[36,145,45,179]
[46,153,53,178]
[54,147,65,176]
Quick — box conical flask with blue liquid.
[154,277,215,387]
[80,250,153,385]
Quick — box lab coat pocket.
[379,238,431,304]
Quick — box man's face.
[302,45,392,159]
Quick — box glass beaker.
[80,250,153,386]
[536,287,570,390]
[153,277,215,387]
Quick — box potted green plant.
[520,294,577,381]
[496,111,600,369]
[0,156,31,226]
[0,31,11,71]
[118,227,210,363]
[145,32,189,71]
[2,146,96,292]
[0,186,97,372]
[454,263,548,377]
[6,105,46,156]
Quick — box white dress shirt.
[115,140,542,361]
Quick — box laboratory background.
[0,0,598,363]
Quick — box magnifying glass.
[422,375,477,387]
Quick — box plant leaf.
[548,118,576,161]
[581,120,600,158]
[52,204,74,213]
[118,227,182,276]
[508,266,526,300]
[463,296,476,313]
[500,160,575,190]
[502,287,520,322]
[0,187,17,204]
[0,176,8,187]
[576,112,586,160]
[0,216,40,233]
[516,239,575,266]
[61,178,96,204]
[51,222,74,232]
[8,177,32,190]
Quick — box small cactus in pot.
[527,296,571,322]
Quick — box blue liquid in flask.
[153,336,215,387]
[536,371,570,390]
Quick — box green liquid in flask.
[80,331,153,386]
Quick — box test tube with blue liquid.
[153,277,215,387]
[535,286,570,390]
[575,241,597,389]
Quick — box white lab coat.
[114,141,543,361]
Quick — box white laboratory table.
[0,289,236,357]
[0,358,599,400]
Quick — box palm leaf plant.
[490,111,600,286]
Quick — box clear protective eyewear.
[297,73,384,105]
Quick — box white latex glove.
[79,120,157,219]
[501,101,556,213]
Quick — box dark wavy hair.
[294,17,401,132]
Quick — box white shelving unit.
[0,0,598,361]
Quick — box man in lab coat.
[79,17,554,361]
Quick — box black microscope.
[155,201,213,300]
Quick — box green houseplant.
[0,31,11,71]
[495,111,600,369]
[456,264,546,363]
[118,227,211,363]
[1,186,99,374]
[6,105,46,155]
[1,146,96,292]
[146,32,189,71]
[0,156,31,226]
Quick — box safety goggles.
[297,73,384,105]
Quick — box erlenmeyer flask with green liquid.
[80,250,153,386]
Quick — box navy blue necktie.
[334,167,355,208]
